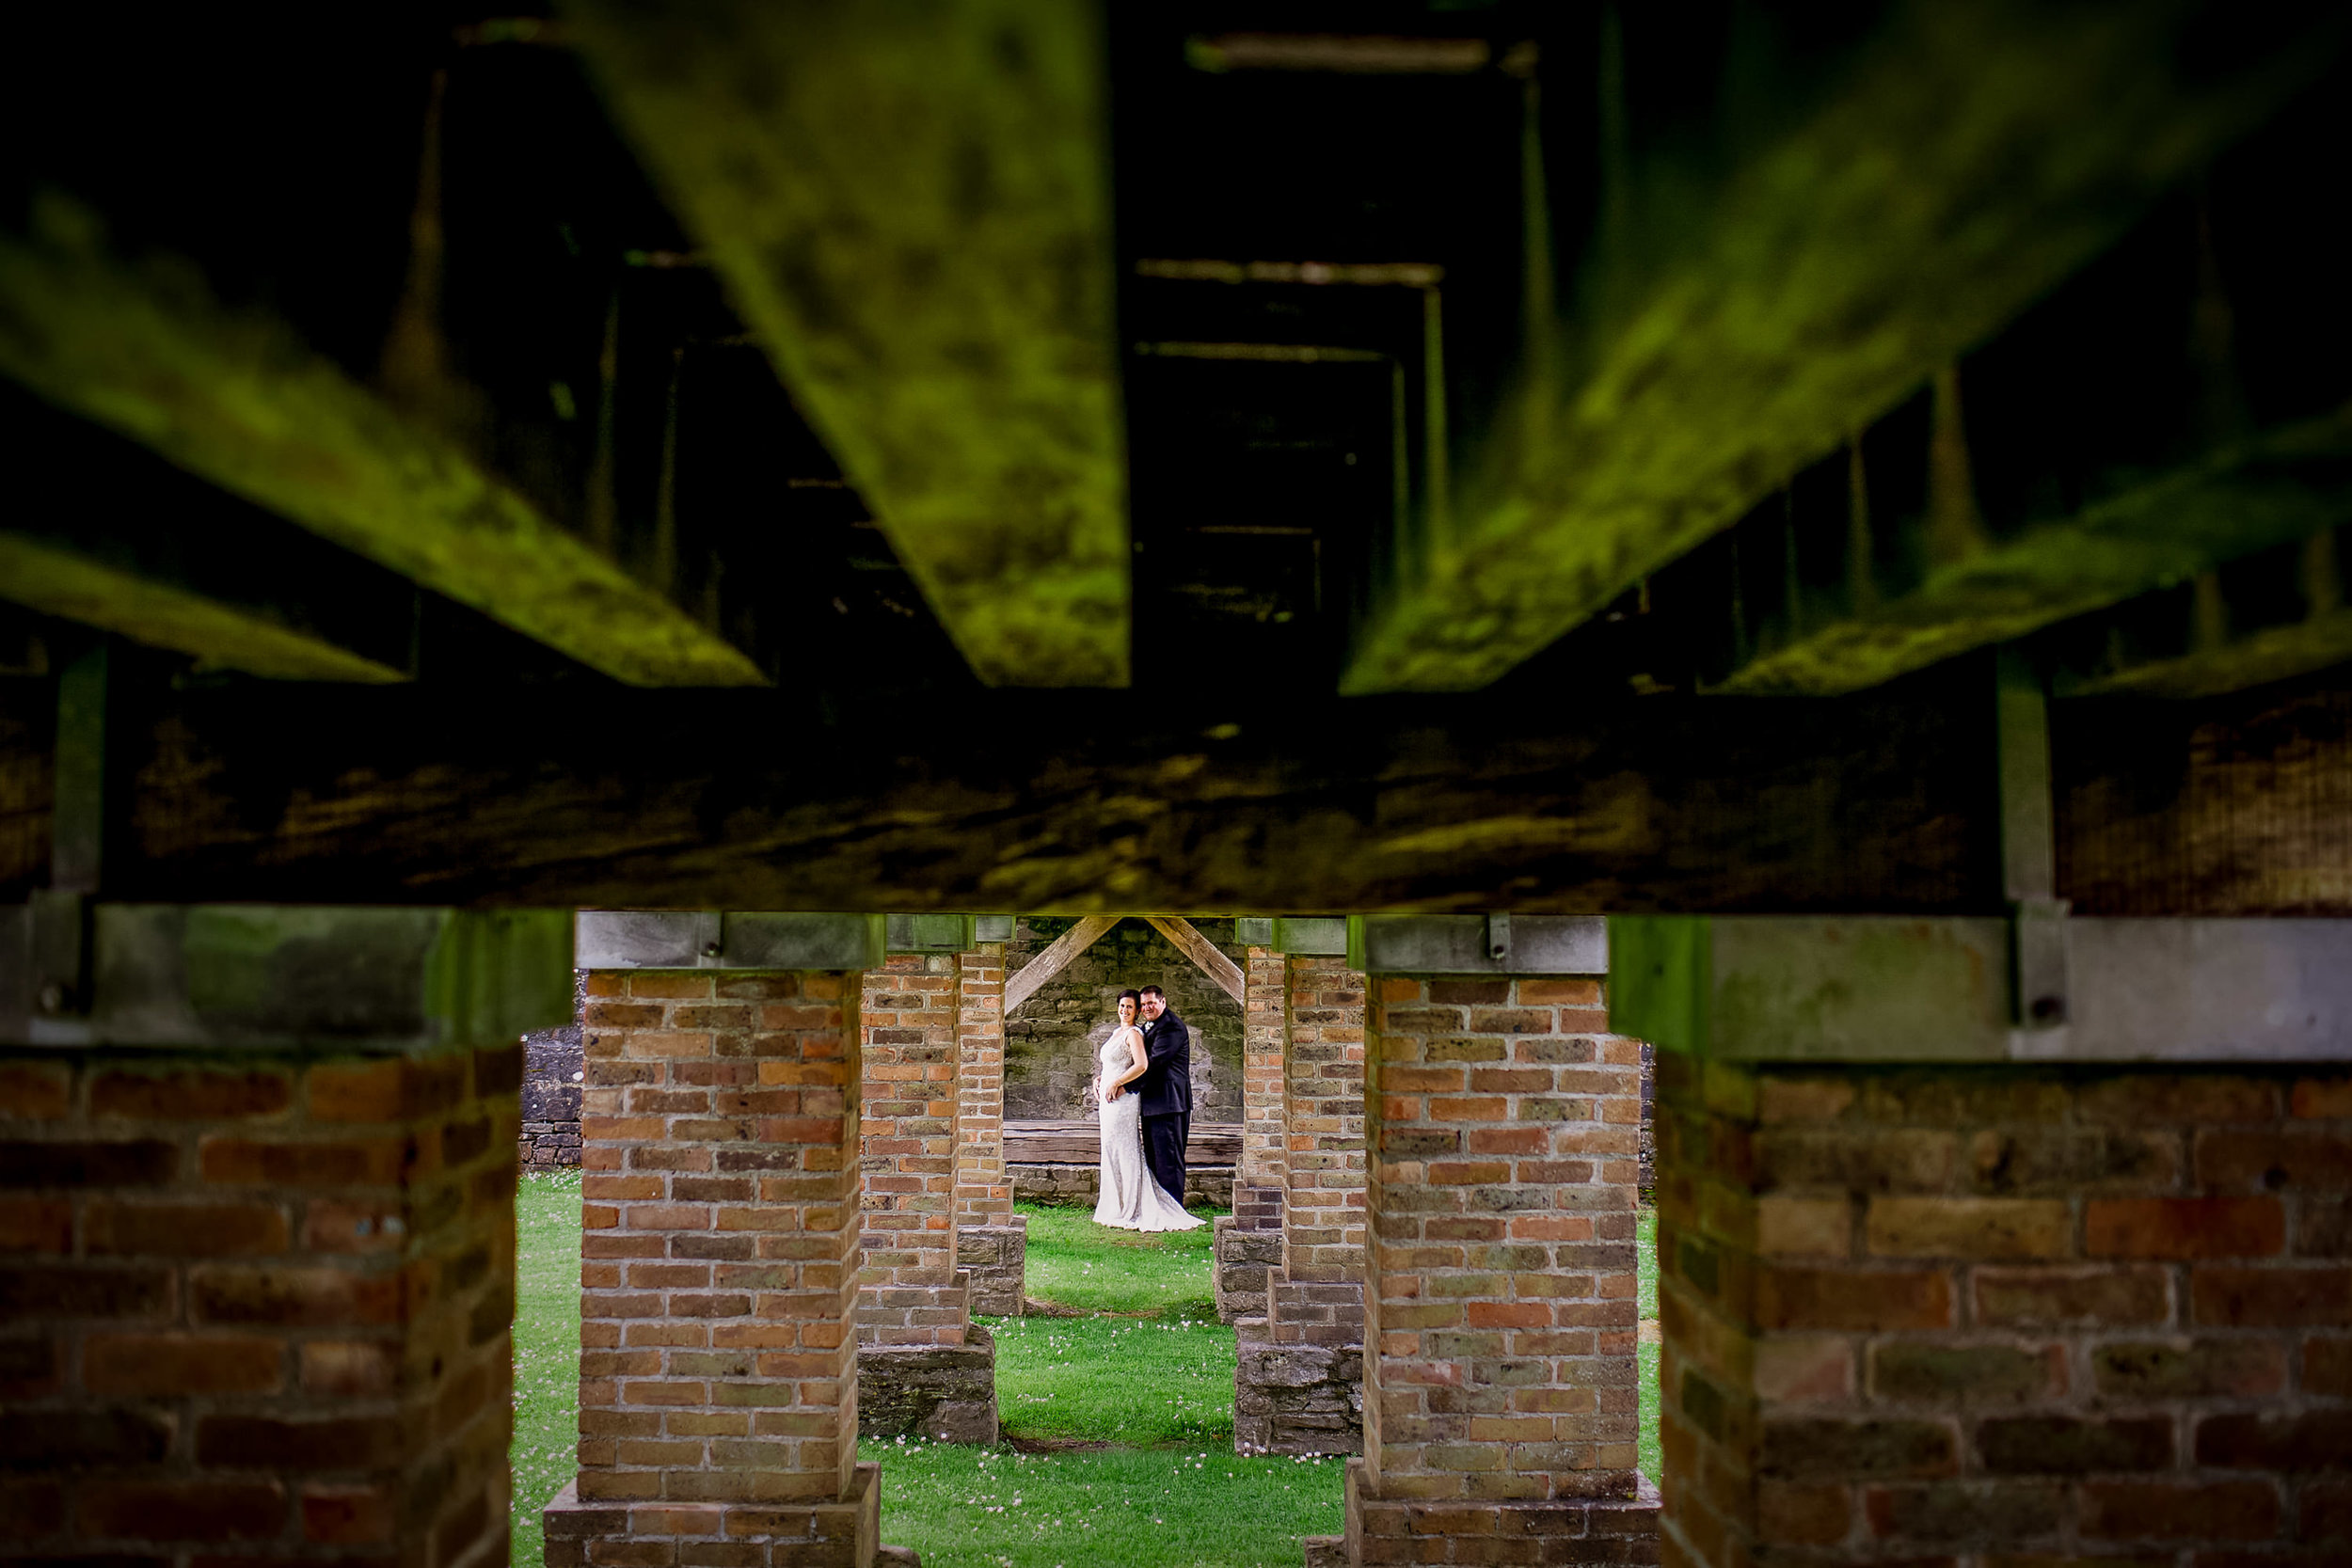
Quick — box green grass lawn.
[509,1184,1665,1568]
[513,1169,584,1568]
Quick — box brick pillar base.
[1216,1212,1283,1322]
[1351,974,1659,1566]
[954,1221,1025,1316]
[0,1042,519,1568]
[552,967,901,1568]
[1658,1057,2352,1567]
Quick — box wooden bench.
[1003,1118,1243,1166]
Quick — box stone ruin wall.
[519,970,585,1168]
[1003,916,1246,1125]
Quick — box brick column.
[0,1042,519,1568]
[1657,1058,2352,1567]
[1349,974,1658,1564]
[1216,942,1290,1323]
[1237,955,1369,1457]
[544,967,889,1568]
[850,956,995,1444]
[855,956,962,1345]
[951,942,1025,1315]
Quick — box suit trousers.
[1140,1111,1189,1207]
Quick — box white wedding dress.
[1091,1026,1202,1231]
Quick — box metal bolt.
[36,981,67,1014]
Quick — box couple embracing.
[1090,985,1204,1232]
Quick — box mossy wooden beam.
[0,391,418,683]
[1716,410,2352,694]
[2046,524,2352,700]
[564,0,1130,688]
[1342,0,2346,693]
[101,666,2003,913]
[0,213,767,688]
[0,536,405,684]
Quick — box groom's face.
[1139,992,1164,1022]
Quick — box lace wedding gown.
[1092,1026,1202,1231]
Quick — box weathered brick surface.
[554,969,880,1565]
[0,1043,516,1568]
[1239,942,1289,1218]
[1346,973,1655,1565]
[856,955,964,1347]
[1659,1059,2352,1566]
[951,944,1025,1318]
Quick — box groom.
[1133,985,1192,1206]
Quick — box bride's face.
[1118,996,1136,1025]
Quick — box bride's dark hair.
[1116,989,1142,1010]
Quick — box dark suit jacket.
[1134,1009,1192,1117]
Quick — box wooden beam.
[2056,673,2352,916]
[1005,916,1119,1016]
[0,389,413,683]
[0,211,766,688]
[2046,526,2352,700]
[1342,0,2346,692]
[1145,916,1246,1004]
[565,0,1130,688]
[81,666,1999,912]
[1709,411,2352,695]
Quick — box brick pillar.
[1237,955,1369,1457]
[1349,974,1658,1564]
[1276,955,1368,1336]
[849,955,995,1444]
[854,956,962,1346]
[951,942,1025,1316]
[545,968,888,1568]
[0,1042,519,1568]
[1657,1059,2352,1568]
[1216,942,1289,1323]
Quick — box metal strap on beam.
[1611,914,2352,1064]
[1998,647,2071,1030]
[1347,914,1607,974]
[1,904,571,1050]
[574,911,883,972]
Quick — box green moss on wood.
[567,0,1130,688]
[0,205,766,687]
[1343,0,2344,693]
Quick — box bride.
[1091,990,1202,1231]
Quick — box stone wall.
[0,1043,520,1568]
[521,988,584,1170]
[1004,916,1246,1123]
[1658,1059,2352,1567]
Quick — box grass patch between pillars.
[512,1189,1663,1568]
[514,1169,584,1568]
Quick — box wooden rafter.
[0,217,767,688]
[566,0,1130,688]
[1004,916,1117,1017]
[1342,0,2347,692]
[1146,917,1246,1005]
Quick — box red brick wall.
[0,1044,518,1568]
[1361,974,1643,1506]
[572,969,862,1525]
[1238,943,1287,1224]
[856,957,962,1346]
[1657,1059,2352,1566]
[1283,956,1368,1283]
[953,944,1009,1233]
